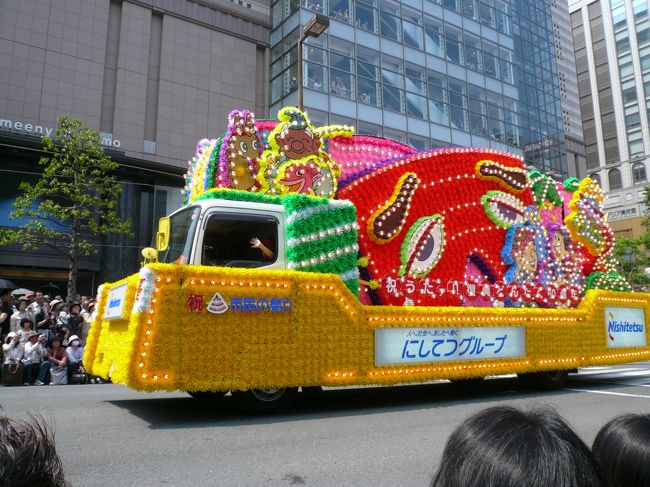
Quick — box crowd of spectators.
[0,288,99,386]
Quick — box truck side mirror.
[157,217,170,252]
[142,247,158,261]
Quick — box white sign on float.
[374,326,526,366]
[104,283,128,320]
[605,307,647,348]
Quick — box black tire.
[518,370,569,390]
[449,377,485,392]
[231,387,299,413]
[449,377,485,385]
[301,386,323,396]
[188,391,227,401]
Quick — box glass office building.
[269,0,569,176]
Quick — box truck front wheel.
[232,387,299,413]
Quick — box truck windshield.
[201,213,278,268]
[158,206,201,264]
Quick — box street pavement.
[2,363,650,486]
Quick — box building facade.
[569,0,649,237]
[0,0,270,292]
[270,0,571,176]
[552,0,587,178]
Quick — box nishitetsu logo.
[607,311,644,342]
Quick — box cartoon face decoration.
[258,107,346,198]
[481,190,526,228]
[501,224,545,284]
[551,231,569,260]
[475,160,529,192]
[565,178,613,257]
[276,124,321,160]
[517,238,538,276]
[279,160,322,194]
[399,215,445,278]
[234,134,260,162]
[368,173,419,243]
[218,109,261,191]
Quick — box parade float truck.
[85,107,650,412]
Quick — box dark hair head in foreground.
[592,413,650,487]
[431,406,607,487]
[0,414,68,487]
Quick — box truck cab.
[156,199,288,271]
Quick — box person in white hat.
[2,332,24,365]
[65,335,84,380]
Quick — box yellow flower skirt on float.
[83,263,650,394]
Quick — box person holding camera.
[35,299,60,343]
[2,332,23,365]
[21,332,47,385]
[2,332,25,386]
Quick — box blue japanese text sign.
[374,326,526,366]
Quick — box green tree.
[0,116,131,302]
[613,234,650,291]
[612,184,650,291]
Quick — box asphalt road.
[2,363,650,486]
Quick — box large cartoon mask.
[217,109,262,191]
[258,107,350,198]
[274,115,321,160]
